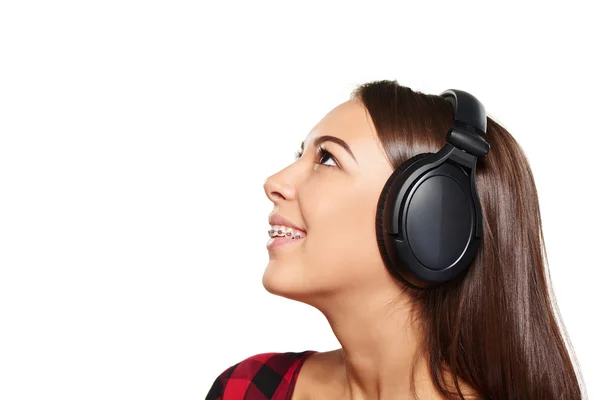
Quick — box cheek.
[302,185,382,279]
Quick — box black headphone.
[375,89,491,290]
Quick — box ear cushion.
[375,153,433,286]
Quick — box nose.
[264,170,297,203]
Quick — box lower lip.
[267,236,305,250]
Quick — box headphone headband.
[442,89,490,158]
[440,89,487,136]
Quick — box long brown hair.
[350,80,586,399]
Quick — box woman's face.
[262,98,396,302]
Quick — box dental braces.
[268,228,303,239]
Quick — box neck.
[308,282,444,400]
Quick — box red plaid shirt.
[206,350,317,400]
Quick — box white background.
[1,1,598,399]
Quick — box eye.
[294,145,338,168]
[316,145,337,167]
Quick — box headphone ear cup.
[375,153,432,285]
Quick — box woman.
[206,80,585,399]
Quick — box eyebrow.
[300,135,358,164]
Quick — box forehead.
[303,98,380,149]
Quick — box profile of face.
[262,98,397,305]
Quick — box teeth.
[268,224,306,239]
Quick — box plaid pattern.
[206,350,316,400]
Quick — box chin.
[262,259,315,302]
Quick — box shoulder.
[206,350,317,400]
[291,349,345,398]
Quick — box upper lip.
[268,214,306,232]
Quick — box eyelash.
[295,145,338,168]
